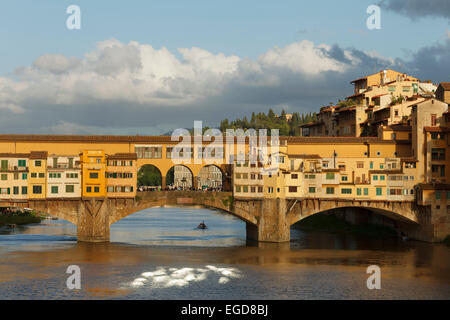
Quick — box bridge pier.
[77,198,110,242]
[246,198,290,243]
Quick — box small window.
[309,187,316,193]
[90,172,99,179]
[66,185,74,193]
[35,160,41,167]
[51,186,58,194]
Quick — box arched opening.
[290,206,420,249]
[166,165,194,190]
[137,164,163,191]
[197,165,224,191]
[110,206,246,246]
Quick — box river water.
[0,206,449,300]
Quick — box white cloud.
[0,39,368,113]
[0,38,408,134]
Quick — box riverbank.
[293,212,398,238]
[0,210,42,227]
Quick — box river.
[0,206,449,300]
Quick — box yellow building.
[80,150,106,198]
[106,153,137,198]
[27,151,48,199]
[0,153,29,200]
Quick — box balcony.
[0,166,28,172]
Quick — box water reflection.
[0,206,449,299]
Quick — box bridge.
[0,191,432,242]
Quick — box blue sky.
[0,0,449,134]
[1,0,448,75]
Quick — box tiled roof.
[29,151,48,159]
[423,127,450,133]
[287,154,321,159]
[107,153,138,160]
[438,82,450,90]
[0,153,29,158]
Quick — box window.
[357,188,361,196]
[136,146,162,159]
[13,172,18,180]
[380,175,385,181]
[18,160,26,167]
[235,186,241,192]
[436,191,441,200]
[309,187,316,193]
[250,186,256,193]
[376,187,382,196]
[341,188,352,194]
[431,114,436,126]
[431,148,445,161]
[388,86,396,92]
[373,175,378,181]
[66,185,75,193]
[86,187,92,193]
[243,186,248,193]
[13,186,19,195]
[291,174,298,179]
[326,173,335,179]
[235,173,241,179]
[326,187,335,194]
[357,162,364,168]
[364,188,369,196]
[51,186,58,194]
[94,187,100,193]
[39,173,45,178]
[22,186,27,195]
[90,172,99,179]
[341,176,348,182]
[258,186,263,193]
[380,164,384,169]
[370,162,373,169]
[22,173,27,180]
[33,185,42,194]
[0,174,6,181]
[34,160,41,167]
[1,160,7,170]
[432,165,445,177]
[289,186,297,193]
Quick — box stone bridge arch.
[286,198,425,226]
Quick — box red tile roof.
[423,127,450,133]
